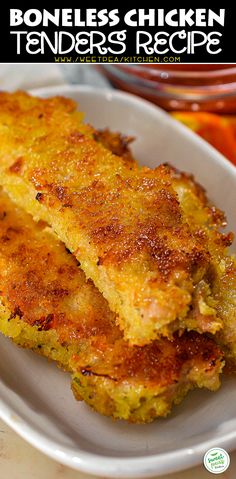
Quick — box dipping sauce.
[101,64,236,112]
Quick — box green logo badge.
[204,448,230,474]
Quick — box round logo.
[203,448,230,474]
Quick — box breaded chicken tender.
[102,132,236,367]
[0,190,223,423]
[0,91,222,345]
[168,166,236,366]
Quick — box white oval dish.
[0,85,235,478]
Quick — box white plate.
[0,85,236,478]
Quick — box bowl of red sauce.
[101,64,236,112]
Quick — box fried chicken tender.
[0,91,222,345]
[0,189,223,423]
[102,135,236,367]
[93,129,135,164]
[168,166,236,366]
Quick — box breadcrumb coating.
[0,189,223,422]
[0,91,223,344]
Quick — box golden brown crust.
[0,189,223,396]
[93,129,135,164]
[74,332,222,387]
[168,165,236,364]
[0,190,119,345]
[0,91,220,344]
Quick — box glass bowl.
[100,65,236,112]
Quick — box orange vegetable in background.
[172,112,236,166]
